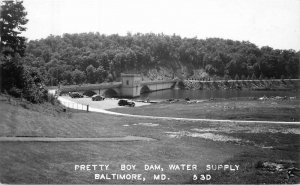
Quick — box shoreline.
[182,79,299,91]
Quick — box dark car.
[69,92,83,98]
[118,99,135,107]
[92,95,105,101]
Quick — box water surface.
[137,89,299,100]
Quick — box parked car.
[69,92,83,98]
[118,99,135,107]
[92,95,105,101]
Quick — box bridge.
[59,74,178,98]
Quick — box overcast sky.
[22,0,300,50]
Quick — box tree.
[1,55,25,93]
[72,69,86,84]
[95,65,107,83]
[99,53,110,71]
[86,65,96,83]
[61,70,73,85]
[0,0,29,95]
[205,64,217,75]
[22,66,47,103]
[107,73,113,82]
[234,74,240,81]
[48,66,64,85]
[1,0,28,57]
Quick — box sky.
[21,0,300,50]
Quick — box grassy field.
[0,95,299,184]
[110,98,300,122]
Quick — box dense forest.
[23,33,299,86]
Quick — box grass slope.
[0,96,299,184]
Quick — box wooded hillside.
[24,33,299,86]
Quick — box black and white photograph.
[0,0,299,184]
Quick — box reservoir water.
[137,89,299,101]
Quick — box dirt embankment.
[182,79,299,91]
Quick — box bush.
[22,67,48,103]
[235,74,240,81]
[47,94,57,105]
[8,87,22,98]
[2,56,49,103]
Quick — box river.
[137,89,299,101]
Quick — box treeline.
[24,33,299,86]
